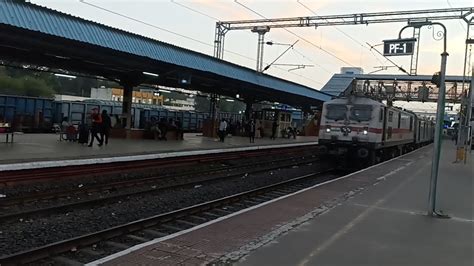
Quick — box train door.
[417,121,422,142]
[382,107,387,142]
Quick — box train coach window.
[326,104,347,121]
[388,111,393,122]
[264,111,275,121]
[350,105,372,121]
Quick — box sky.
[28,0,472,111]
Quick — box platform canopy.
[0,0,331,108]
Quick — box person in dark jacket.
[249,119,256,143]
[271,120,278,140]
[158,118,168,141]
[100,110,112,145]
[88,108,103,147]
[176,118,183,140]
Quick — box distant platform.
[0,133,318,171]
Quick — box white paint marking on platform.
[449,217,474,223]
[87,145,432,266]
[396,159,413,162]
[352,203,422,216]
[353,203,473,223]
[0,142,317,172]
[376,166,406,181]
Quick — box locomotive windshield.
[350,105,372,121]
[326,104,347,121]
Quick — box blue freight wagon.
[0,94,53,132]
[0,94,247,133]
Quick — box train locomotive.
[319,96,434,165]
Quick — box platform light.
[158,89,171,93]
[54,73,76,79]
[143,71,159,77]
[226,99,234,102]
[236,94,240,99]
[178,74,192,85]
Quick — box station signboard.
[383,38,416,56]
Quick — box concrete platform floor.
[92,141,472,266]
[0,133,317,165]
[238,141,473,266]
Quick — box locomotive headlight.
[363,127,368,135]
[325,126,331,133]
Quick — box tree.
[0,68,55,97]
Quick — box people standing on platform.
[271,120,278,140]
[100,110,112,145]
[236,120,242,136]
[150,116,161,140]
[255,120,261,139]
[61,117,71,141]
[218,118,227,142]
[249,119,256,143]
[158,118,168,141]
[291,125,297,139]
[88,108,103,147]
[176,118,183,140]
[452,128,458,145]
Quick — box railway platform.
[0,133,317,171]
[89,140,472,266]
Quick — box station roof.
[0,0,331,107]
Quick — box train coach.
[319,96,434,165]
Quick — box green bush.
[0,73,54,97]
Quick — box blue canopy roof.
[0,0,331,103]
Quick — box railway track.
[0,145,320,185]
[0,155,323,221]
[0,169,339,265]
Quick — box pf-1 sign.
[383,38,416,56]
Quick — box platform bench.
[0,132,24,143]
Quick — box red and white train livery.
[319,96,434,164]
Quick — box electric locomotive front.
[319,96,385,161]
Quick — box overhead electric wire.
[79,1,256,64]
[170,0,220,21]
[170,0,327,83]
[79,0,210,47]
[446,0,467,31]
[366,42,410,75]
[297,0,386,66]
[291,48,332,74]
[233,0,355,67]
[79,0,323,87]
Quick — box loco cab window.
[350,105,372,122]
[326,104,347,121]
